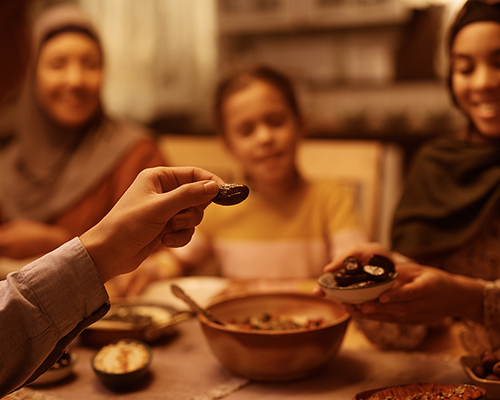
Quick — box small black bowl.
[91,339,152,392]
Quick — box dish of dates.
[318,254,398,304]
[461,350,500,399]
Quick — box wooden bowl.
[198,292,350,381]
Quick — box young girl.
[109,66,367,296]
[112,66,367,297]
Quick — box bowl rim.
[354,382,486,400]
[30,351,78,385]
[461,355,500,385]
[92,338,152,376]
[197,291,350,334]
[317,271,399,291]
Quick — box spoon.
[170,284,224,326]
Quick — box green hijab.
[391,137,500,260]
[392,1,500,260]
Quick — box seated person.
[109,66,368,296]
[320,0,500,353]
[0,4,166,261]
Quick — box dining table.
[6,276,475,400]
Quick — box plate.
[30,351,78,385]
[461,356,500,399]
[79,302,192,346]
[354,382,486,400]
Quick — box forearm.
[452,274,484,324]
[0,238,109,396]
[482,280,500,330]
[79,221,120,283]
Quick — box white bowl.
[318,271,398,304]
[461,355,500,399]
[30,351,78,385]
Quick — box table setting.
[5,276,491,400]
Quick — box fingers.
[169,207,204,231]
[312,286,326,297]
[157,180,219,221]
[159,206,203,247]
[150,166,224,193]
[161,227,195,247]
[323,242,391,272]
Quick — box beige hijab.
[0,4,147,223]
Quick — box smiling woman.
[35,30,103,128]
[451,21,500,140]
[0,4,167,261]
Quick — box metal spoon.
[170,284,224,326]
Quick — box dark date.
[212,183,249,206]
[333,254,395,288]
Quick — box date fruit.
[333,254,395,288]
[212,183,249,206]
[473,349,500,380]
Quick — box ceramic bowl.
[354,382,486,400]
[198,292,350,381]
[31,350,77,385]
[80,302,191,347]
[91,339,152,392]
[461,356,500,399]
[318,271,399,304]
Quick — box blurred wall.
[0,0,467,141]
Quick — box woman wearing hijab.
[391,0,500,280]
[321,0,500,352]
[0,4,167,260]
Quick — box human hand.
[80,166,223,283]
[0,219,71,259]
[343,263,484,324]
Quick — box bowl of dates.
[461,350,500,399]
[318,254,398,304]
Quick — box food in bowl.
[81,303,190,346]
[198,292,350,381]
[332,254,396,288]
[461,355,500,399]
[355,383,485,400]
[469,349,500,380]
[318,254,398,304]
[92,339,152,391]
[93,340,150,374]
[227,312,326,331]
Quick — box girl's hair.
[214,66,302,135]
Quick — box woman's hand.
[344,263,484,324]
[80,166,223,283]
[0,220,72,259]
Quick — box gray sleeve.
[0,238,110,397]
